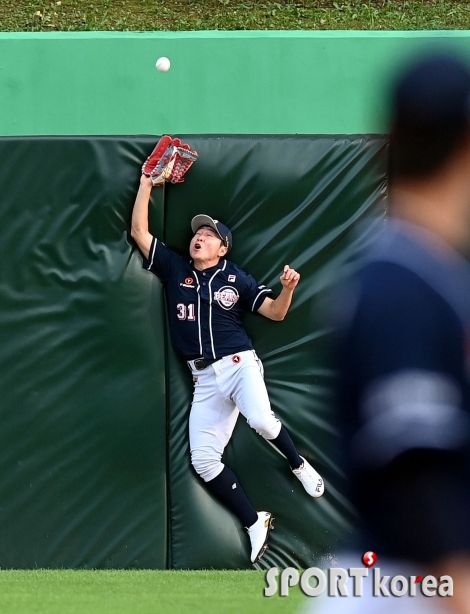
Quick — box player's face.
[189,227,227,266]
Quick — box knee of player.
[247,415,281,440]
[191,452,223,482]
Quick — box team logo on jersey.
[232,355,241,364]
[214,286,239,310]
[228,274,236,282]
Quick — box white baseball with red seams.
[156,57,171,72]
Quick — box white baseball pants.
[189,350,282,482]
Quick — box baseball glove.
[142,135,198,186]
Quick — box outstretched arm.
[131,175,154,260]
[257,265,300,321]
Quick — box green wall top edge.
[3,30,470,135]
[1,29,470,40]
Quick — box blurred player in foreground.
[308,52,470,613]
[131,140,324,565]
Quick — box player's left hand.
[280,265,300,290]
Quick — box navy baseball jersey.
[335,219,470,562]
[338,219,470,470]
[143,237,273,360]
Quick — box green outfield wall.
[1,30,470,136]
[0,30,465,569]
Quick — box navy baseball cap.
[391,52,470,132]
[191,214,232,252]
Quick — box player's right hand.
[280,265,300,291]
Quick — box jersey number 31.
[177,303,196,321]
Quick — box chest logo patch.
[214,286,239,310]
[180,276,196,288]
[228,274,236,282]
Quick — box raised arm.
[131,174,154,260]
[257,265,300,321]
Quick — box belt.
[187,357,221,371]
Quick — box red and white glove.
[142,135,198,186]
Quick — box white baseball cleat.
[247,511,274,563]
[293,456,324,498]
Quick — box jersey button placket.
[199,279,211,357]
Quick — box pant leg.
[189,366,239,482]
[214,350,282,440]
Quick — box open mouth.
[195,244,202,250]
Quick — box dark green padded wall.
[0,137,168,568]
[0,135,387,568]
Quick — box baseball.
[156,57,171,72]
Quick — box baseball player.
[131,169,324,564]
[310,54,470,614]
